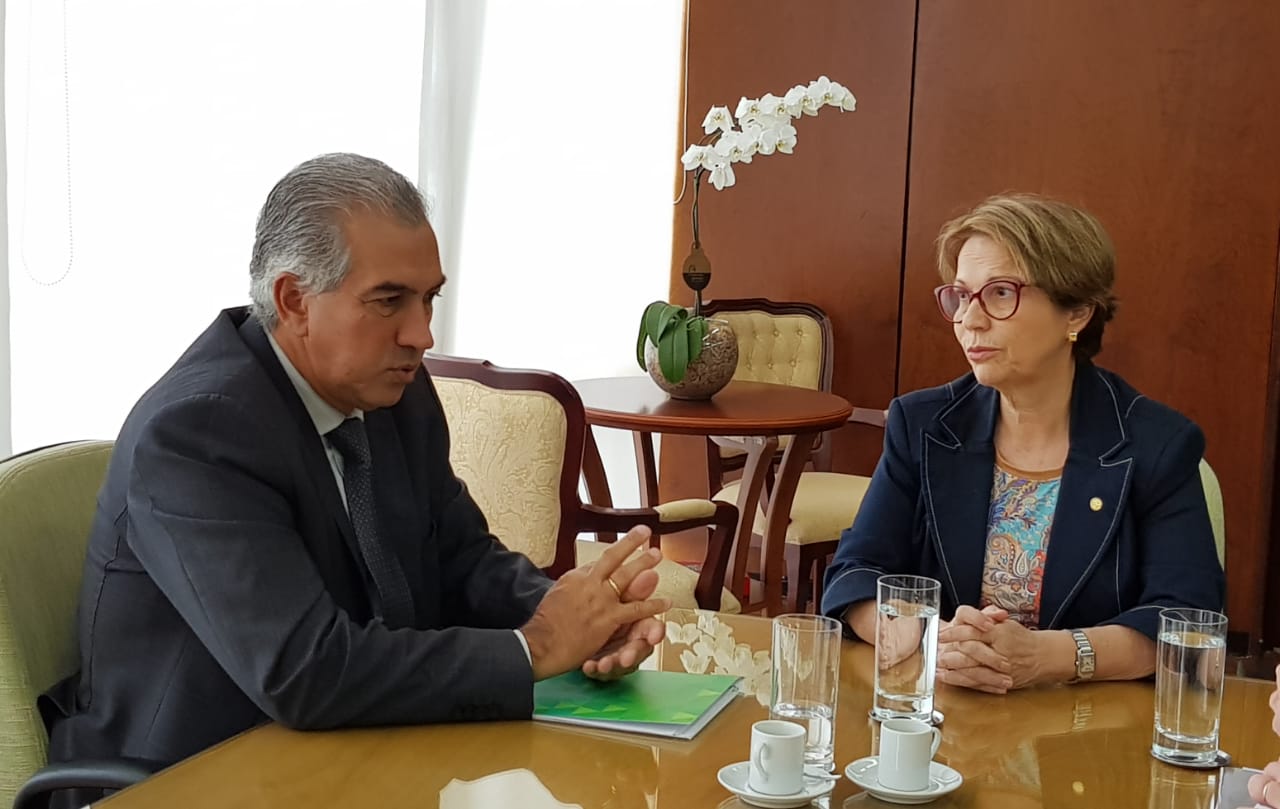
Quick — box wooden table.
[100,609,1280,809]
[574,377,853,614]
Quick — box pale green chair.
[0,441,153,809]
[1199,459,1225,570]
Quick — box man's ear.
[273,274,309,336]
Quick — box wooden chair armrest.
[575,500,739,611]
[849,407,887,428]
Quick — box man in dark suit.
[42,154,668,783]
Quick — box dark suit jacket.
[43,307,552,770]
[821,362,1224,639]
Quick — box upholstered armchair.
[1200,459,1225,570]
[424,355,741,612]
[2,442,159,809]
[701,298,885,613]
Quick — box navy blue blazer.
[44,308,552,775]
[821,362,1224,640]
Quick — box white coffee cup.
[878,717,942,792]
[748,719,806,795]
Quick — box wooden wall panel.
[898,1,1280,643]
[660,0,916,519]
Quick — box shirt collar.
[265,330,362,437]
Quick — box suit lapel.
[236,315,361,565]
[1038,365,1133,629]
[922,364,1133,625]
[922,380,999,610]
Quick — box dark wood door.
[898,0,1280,644]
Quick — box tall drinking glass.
[1151,608,1228,767]
[873,575,941,722]
[771,614,841,773]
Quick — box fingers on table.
[938,664,1012,694]
[939,640,1011,673]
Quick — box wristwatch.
[1071,630,1096,682]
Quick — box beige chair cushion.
[575,540,741,613]
[716,471,871,546]
[0,441,113,805]
[716,311,824,389]
[435,377,566,568]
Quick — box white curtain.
[419,0,488,355]
[0,0,10,457]
[4,1,425,453]
[420,0,684,508]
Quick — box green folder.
[533,670,742,740]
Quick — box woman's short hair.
[935,193,1118,360]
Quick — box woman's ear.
[1068,303,1095,333]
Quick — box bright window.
[5,1,425,451]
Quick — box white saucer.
[844,756,962,805]
[717,761,836,808]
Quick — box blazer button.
[1089,497,1103,512]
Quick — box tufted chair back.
[429,366,579,577]
[0,441,112,806]
[423,354,741,610]
[703,300,831,393]
[700,299,836,482]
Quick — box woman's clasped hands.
[936,605,1049,694]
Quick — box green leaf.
[655,305,681,342]
[659,329,680,383]
[686,318,703,366]
[638,301,670,368]
[642,301,668,339]
[672,320,689,382]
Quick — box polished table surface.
[573,378,853,613]
[101,609,1280,808]
[572,377,854,436]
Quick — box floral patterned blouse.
[978,452,1063,627]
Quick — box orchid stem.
[691,169,703,248]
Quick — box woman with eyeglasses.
[822,193,1224,693]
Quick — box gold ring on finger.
[606,577,623,599]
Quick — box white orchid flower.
[708,160,736,190]
[734,96,763,126]
[759,93,789,119]
[800,79,829,116]
[783,85,807,117]
[756,123,797,156]
[680,144,715,171]
[681,77,855,195]
[701,105,734,134]
[828,80,858,111]
[757,124,796,155]
[713,130,755,164]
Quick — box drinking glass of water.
[771,614,841,773]
[1151,607,1227,767]
[873,575,941,722]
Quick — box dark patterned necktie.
[327,418,416,628]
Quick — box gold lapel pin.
[1089,497,1103,512]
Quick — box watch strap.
[1071,629,1096,682]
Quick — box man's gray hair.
[248,153,429,330]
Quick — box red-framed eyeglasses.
[933,279,1031,323]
